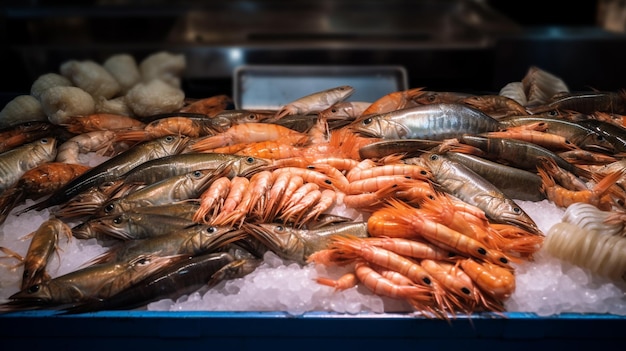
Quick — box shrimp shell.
[543,222,626,282]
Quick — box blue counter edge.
[0,310,624,348]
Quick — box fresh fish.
[408,152,541,235]
[121,152,270,185]
[350,103,502,140]
[0,137,57,195]
[95,165,231,218]
[59,252,260,314]
[20,134,189,212]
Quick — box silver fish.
[21,134,189,212]
[409,152,541,235]
[350,103,501,140]
[0,137,57,194]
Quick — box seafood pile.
[1,52,626,318]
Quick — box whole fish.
[95,165,231,218]
[242,221,370,265]
[59,252,261,314]
[0,137,58,195]
[458,135,592,180]
[86,223,247,264]
[71,211,200,241]
[274,85,355,119]
[20,134,189,212]
[120,152,270,185]
[442,151,545,202]
[526,91,626,115]
[350,103,502,140]
[0,254,183,312]
[408,152,541,235]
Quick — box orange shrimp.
[362,237,456,261]
[217,176,250,214]
[361,87,426,115]
[371,199,513,268]
[538,166,624,210]
[353,261,435,307]
[299,189,338,224]
[420,259,479,312]
[179,94,232,115]
[206,140,305,160]
[61,113,145,134]
[212,171,272,226]
[394,179,441,206]
[481,129,578,152]
[280,187,322,225]
[344,175,415,195]
[367,206,419,238]
[327,236,456,313]
[271,167,339,191]
[341,181,402,211]
[346,162,432,183]
[262,173,304,222]
[459,258,515,302]
[188,123,309,152]
[194,176,232,223]
[115,116,211,142]
[315,270,359,290]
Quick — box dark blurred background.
[1,0,625,104]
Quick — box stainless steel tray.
[233,65,408,110]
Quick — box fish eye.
[477,247,487,255]
[193,170,202,177]
[247,114,256,120]
[165,135,175,142]
[362,118,373,125]
[596,135,605,141]
[548,110,559,117]
[28,284,41,293]
[206,226,217,233]
[429,154,438,161]
[500,257,509,264]
[461,287,471,295]
[513,207,521,214]
[40,138,50,144]
[113,215,124,224]
[104,203,116,213]
[275,225,284,232]
[331,108,337,113]
[427,95,436,102]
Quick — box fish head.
[31,137,58,162]
[9,281,54,303]
[350,113,408,139]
